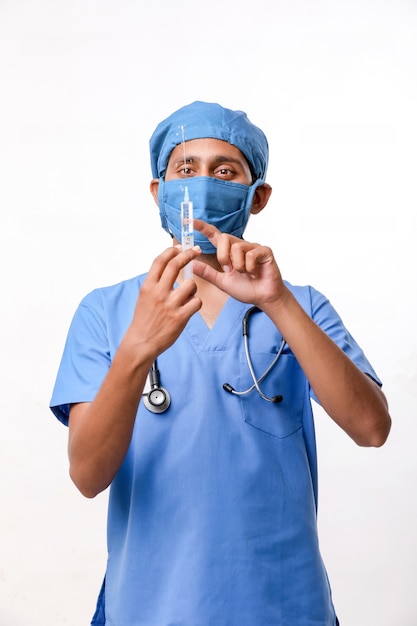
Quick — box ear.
[150,178,159,206]
[250,183,272,215]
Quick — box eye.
[214,166,235,179]
[178,166,194,176]
[175,158,198,177]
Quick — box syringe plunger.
[181,186,194,279]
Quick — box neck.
[172,236,222,280]
[196,251,222,272]
[177,248,227,329]
[178,249,222,285]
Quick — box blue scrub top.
[50,276,381,626]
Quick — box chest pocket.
[238,349,307,439]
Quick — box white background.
[1,1,416,624]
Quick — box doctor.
[50,101,391,626]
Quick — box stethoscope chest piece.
[142,360,171,414]
[143,386,171,414]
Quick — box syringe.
[181,185,194,280]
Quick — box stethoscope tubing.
[223,306,285,403]
[143,305,286,413]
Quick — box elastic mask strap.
[243,178,264,221]
[157,177,171,235]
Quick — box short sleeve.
[306,285,382,400]
[49,290,111,426]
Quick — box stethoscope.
[142,361,171,414]
[223,306,285,403]
[142,305,285,414]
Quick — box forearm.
[67,245,203,498]
[192,223,391,445]
[262,288,391,447]
[68,342,153,498]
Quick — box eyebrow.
[172,155,247,168]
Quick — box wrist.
[260,284,293,320]
[116,331,156,376]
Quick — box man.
[50,101,391,625]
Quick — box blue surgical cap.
[149,101,269,182]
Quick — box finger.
[173,277,198,305]
[193,219,221,247]
[148,245,202,288]
[146,246,182,284]
[159,245,204,293]
[215,232,234,271]
[230,246,274,281]
[180,293,202,318]
[192,259,226,290]
[244,246,273,274]
[165,295,202,341]
[229,243,247,273]
[167,280,202,328]
[220,239,259,273]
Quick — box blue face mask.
[158,176,261,254]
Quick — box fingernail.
[222,265,231,273]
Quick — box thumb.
[192,259,226,290]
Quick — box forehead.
[168,138,250,166]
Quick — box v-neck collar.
[183,297,248,352]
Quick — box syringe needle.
[181,185,194,280]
